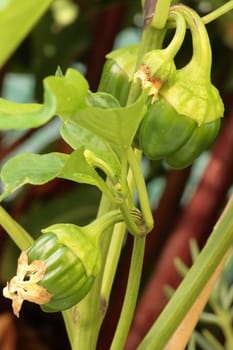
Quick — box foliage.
[0,1,233,350]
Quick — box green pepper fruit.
[136,11,186,97]
[137,97,196,159]
[136,5,224,168]
[98,10,186,105]
[98,44,139,106]
[26,230,97,313]
[166,118,221,168]
[3,210,122,316]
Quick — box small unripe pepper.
[27,230,97,313]
[3,210,122,316]
[98,11,185,106]
[137,97,196,159]
[98,44,139,106]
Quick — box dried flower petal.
[134,64,163,102]
[2,251,51,317]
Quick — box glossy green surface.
[166,118,221,168]
[27,232,95,312]
[137,97,195,159]
[98,59,131,106]
[136,97,221,168]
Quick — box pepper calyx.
[161,69,224,125]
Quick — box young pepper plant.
[1,1,233,350]
[0,7,154,348]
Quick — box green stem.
[110,235,146,350]
[0,206,34,250]
[101,222,126,300]
[202,331,224,350]
[138,195,233,350]
[86,209,123,238]
[225,320,233,350]
[103,11,165,348]
[171,4,212,77]
[84,149,118,183]
[164,10,186,58]
[187,335,195,350]
[101,167,135,302]
[98,179,123,204]
[126,147,153,234]
[211,303,233,349]
[202,0,233,24]
[152,0,171,29]
[99,164,137,298]
[119,203,141,236]
[63,2,168,347]
[199,312,220,325]
[98,10,162,317]
[62,309,74,345]
[120,149,132,204]
[63,193,117,350]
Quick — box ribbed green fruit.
[27,231,96,312]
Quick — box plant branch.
[202,0,233,24]
[110,235,146,350]
[101,222,126,301]
[143,0,171,29]
[63,193,117,350]
[63,0,170,346]
[137,194,233,350]
[0,206,34,250]
[126,147,153,234]
[164,249,231,350]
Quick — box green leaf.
[0,152,68,201]
[0,0,53,67]
[0,147,120,203]
[0,100,44,129]
[58,148,117,201]
[138,198,233,350]
[45,68,89,117]
[61,121,105,150]
[0,68,88,130]
[60,122,121,175]
[0,97,56,130]
[86,91,121,108]
[106,44,139,78]
[64,91,148,148]
[59,148,103,186]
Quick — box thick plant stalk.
[0,206,34,250]
[202,0,233,24]
[125,104,233,350]
[151,0,171,29]
[97,168,191,349]
[164,248,231,350]
[137,193,233,349]
[110,236,146,350]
